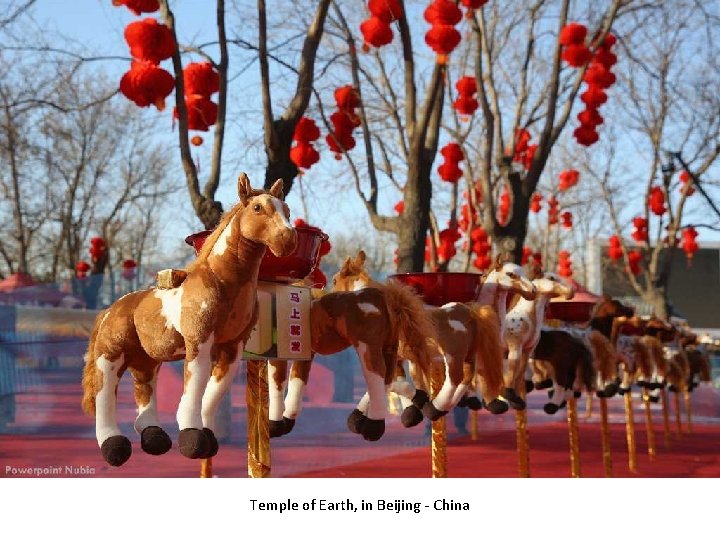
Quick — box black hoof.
[361,418,385,441]
[648,382,662,390]
[422,401,449,421]
[502,388,526,411]
[544,403,560,415]
[618,386,630,396]
[347,409,366,434]
[466,396,483,410]
[525,380,535,394]
[178,428,209,459]
[535,378,553,390]
[270,419,286,438]
[560,400,567,409]
[201,428,218,458]
[596,389,608,399]
[457,395,470,408]
[411,389,430,409]
[649,395,660,404]
[281,416,295,435]
[637,380,648,388]
[401,405,424,428]
[101,435,132,467]
[573,391,582,398]
[484,398,509,415]
[140,426,172,456]
[603,382,619,398]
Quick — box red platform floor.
[1,367,719,478]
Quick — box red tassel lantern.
[290,142,320,171]
[454,76,478,118]
[681,226,699,262]
[648,186,666,216]
[561,211,573,229]
[631,216,648,243]
[183,62,219,97]
[583,63,616,89]
[177,94,218,131]
[120,60,175,110]
[679,170,695,196]
[559,23,588,46]
[557,250,573,278]
[548,196,559,225]
[627,249,642,275]
[580,86,608,107]
[577,107,603,127]
[75,260,91,279]
[368,0,403,22]
[424,0,463,64]
[530,192,543,213]
[438,142,464,184]
[394,200,404,215]
[360,16,393,49]
[608,235,623,262]
[573,124,599,146]
[559,169,580,191]
[561,44,592,67]
[112,0,159,16]
[124,18,175,65]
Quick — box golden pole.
[599,397,612,478]
[642,388,656,461]
[515,383,530,478]
[470,409,478,441]
[567,396,581,478]
[684,390,692,434]
[200,458,212,478]
[674,391,683,437]
[584,393,593,419]
[660,388,671,447]
[431,361,447,478]
[246,359,271,478]
[623,391,637,473]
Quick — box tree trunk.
[494,170,531,264]
[643,287,669,321]
[263,120,298,194]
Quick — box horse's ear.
[238,173,252,206]
[341,256,351,271]
[494,253,504,271]
[355,250,366,267]
[269,179,285,200]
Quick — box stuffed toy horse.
[81,174,297,466]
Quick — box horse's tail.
[589,330,616,382]
[468,304,504,402]
[382,280,436,389]
[632,339,653,380]
[642,336,665,376]
[699,351,712,382]
[81,309,108,416]
[578,341,596,392]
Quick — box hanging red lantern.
[290,142,320,171]
[455,76,477,96]
[631,216,649,243]
[577,107,603,127]
[424,0,463,25]
[627,250,643,275]
[75,260,91,279]
[573,124,599,146]
[557,250,573,278]
[561,44,592,67]
[438,162,463,183]
[177,94,218,131]
[522,144,538,170]
[120,60,175,110]
[648,186,666,216]
[580,86,608,107]
[425,24,461,59]
[183,62,219,97]
[608,235,623,262]
[453,95,479,117]
[121,259,138,280]
[558,169,580,191]
[530,192,543,213]
[583,63,616,89]
[438,228,460,263]
[334,86,360,117]
[88,237,107,263]
[124,18,176,65]
[561,211,573,229]
[679,170,695,196]
[498,187,511,225]
[368,0,403,22]
[360,16,393,49]
[681,226,699,262]
[459,203,477,231]
[593,48,617,68]
[293,117,321,143]
[440,142,464,162]
[547,196,559,225]
[113,0,159,16]
[521,246,533,265]
[394,200,404,215]
[473,255,492,271]
[559,23,588,46]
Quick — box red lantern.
[557,250,573,278]
[440,142,464,162]
[559,23,588,46]
[577,107,603,127]
[121,259,138,281]
[561,44,592,67]
[548,196,559,225]
[424,0,462,25]
[530,192,543,213]
[461,0,488,9]
[183,62,219,97]
[583,63,616,89]
[679,170,695,196]
[473,255,492,271]
[593,48,617,68]
[522,144,538,170]
[455,76,477,96]
[438,162,463,183]
[558,169,580,191]
[368,0,403,22]
[360,16,393,49]
[498,188,511,225]
[561,211,573,229]
[290,142,320,171]
[394,200,404,215]
[120,60,175,110]
[112,0,159,16]
[608,235,623,262]
[631,217,649,243]
[459,203,477,232]
[581,86,608,107]
[453,95,479,117]
[293,117,321,143]
[648,186,666,216]
[682,227,699,262]
[181,94,218,131]
[627,250,643,275]
[521,246,533,265]
[425,24,462,58]
[75,260,91,279]
[573,124,599,146]
[334,86,360,116]
[124,18,176,65]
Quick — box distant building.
[586,239,720,338]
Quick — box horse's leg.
[347,391,370,434]
[94,354,131,466]
[544,378,567,415]
[502,345,526,410]
[458,361,483,410]
[391,361,425,428]
[268,360,289,438]
[282,359,313,435]
[423,353,460,421]
[524,359,535,394]
[532,357,553,390]
[130,360,171,456]
[176,339,213,459]
[355,342,388,441]
[618,363,633,395]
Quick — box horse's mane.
[187,188,269,273]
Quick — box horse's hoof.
[525,380,535,394]
[535,378,553,390]
[649,395,660,404]
[465,397,483,410]
[202,428,219,458]
[361,418,385,441]
[596,389,608,399]
[281,417,296,435]
[347,409,366,434]
[603,382,619,398]
[573,391,582,398]
[457,396,470,408]
[560,400,567,409]
[178,428,209,459]
[401,405,424,428]
[411,389,430,409]
[422,401,449,421]
[503,388,526,410]
[637,380,648,388]
[140,426,172,456]
[543,403,560,415]
[669,385,678,393]
[101,435,132,467]
[270,420,286,438]
[618,386,630,396]
[484,398,509,415]
[648,382,662,390]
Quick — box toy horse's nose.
[273,227,297,257]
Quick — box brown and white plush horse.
[503,271,574,410]
[81,174,297,466]
[331,251,506,424]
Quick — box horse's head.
[236,173,297,257]
[532,272,574,300]
[331,250,370,291]
[483,260,536,300]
